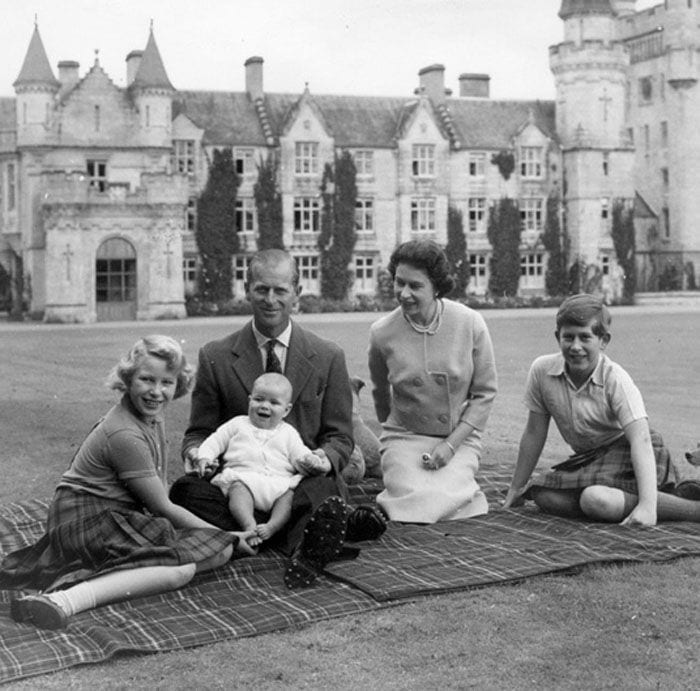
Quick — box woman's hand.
[421,441,455,471]
[620,501,657,528]
[502,486,526,509]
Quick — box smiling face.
[556,320,610,386]
[128,355,177,420]
[248,374,293,430]
[393,262,437,325]
[246,256,300,338]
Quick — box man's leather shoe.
[284,496,349,589]
[345,504,387,542]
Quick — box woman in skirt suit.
[368,240,497,523]
[0,335,255,629]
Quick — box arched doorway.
[95,237,137,321]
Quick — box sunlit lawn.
[1,306,699,689]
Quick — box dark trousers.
[169,474,341,556]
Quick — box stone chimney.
[57,60,80,91]
[245,56,264,101]
[459,73,490,98]
[126,50,143,87]
[418,64,447,105]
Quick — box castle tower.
[129,28,174,147]
[550,0,635,276]
[13,23,59,147]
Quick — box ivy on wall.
[253,152,284,250]
[487,197,521,297]
[611,198,636,301]
[542,189,569,297]
[195,148,239,303]
[491,150,515,181]
[318,151,358,300]
[446,205,469,297]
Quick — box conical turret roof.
[559,0,615,20]
[13,24,59,89]
[131,29,174,90]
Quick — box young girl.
[0,335,255,630]
[503,294,700,526]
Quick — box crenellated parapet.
[550,40,629,75]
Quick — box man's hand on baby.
[296,452,331,476]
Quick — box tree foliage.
[446,205,469,297]
[491,150,515,181]
[542,189,569,297]
[254,151,284,250]
[611,198,636,301]
[318,151,358,300]
[195,148,239,303]
[487,197,521,297]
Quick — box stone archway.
[95,237,137,321]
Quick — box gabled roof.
[446,99,557,149]
[131,29,174,91]
[13,24,59,90]
[173,87,556,152]
[634,192,657,219]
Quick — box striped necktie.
[265,339,283,373]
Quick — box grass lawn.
[1,306,699,689]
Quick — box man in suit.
[170,249,385,588]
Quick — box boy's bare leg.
[530,487,585,518]
[256,489,294,542]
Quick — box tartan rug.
[2,467,700,683]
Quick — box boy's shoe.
[10,595,68,630]
[284,496,349,589]
[671,480,700,501]
[345,504,387,542]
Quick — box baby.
[196,372,329,545]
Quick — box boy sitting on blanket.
[503,293,700,526]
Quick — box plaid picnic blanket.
[1,467,700,683]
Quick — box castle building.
[0,1,697,322]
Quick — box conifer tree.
[487,197,521,297]
[542,190,569,297]
[254,152,284,250]
[195,148,239,303]
[318,151,357,300]
[611,199,636,301]
[446,205,469,297]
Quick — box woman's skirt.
[528,430,673,494]
[0,487,238,592]
[376,425,488,523]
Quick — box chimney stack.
[57,60,80,92]
[126,50,143,87]
[245,56,264,101]
[418,64,447,105]
[459,73,490,98]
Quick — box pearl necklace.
[403,299,443,335]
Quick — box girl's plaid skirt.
[0,487,237,592]
[529,430,673,495]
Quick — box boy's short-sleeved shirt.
[524,353,647,453]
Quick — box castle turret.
[13,23,59,146]
[129,28,174,147]
[551,0,634,274]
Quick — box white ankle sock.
[46,581,97,616]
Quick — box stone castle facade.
[0,0,698,322]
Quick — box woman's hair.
[387,240,455,297]
[556,293,611,337]
[106,334,195,399]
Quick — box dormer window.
[519,147,543,179]
[295,142,319,175]
[412,145,435,177]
